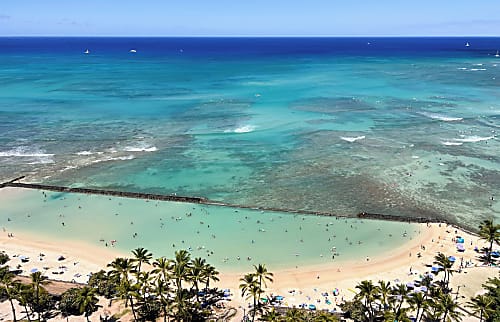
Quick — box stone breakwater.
[1,177,447,225]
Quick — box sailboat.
[84,49,90,54]
[495,50,500,58]
[129,49,137,53]
[465,42,470,47]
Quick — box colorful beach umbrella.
[448,256,456,262]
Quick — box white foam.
[441,141,463,146]
[124,146,158,152]
[225,125,256,133]
[469,68,487,71]
[0,147,54,158]
[420,112,463,122]
[454,135,495,143]
[91,155,136,164]
[340,135,365,142]
[0,146,54,164]
[76,151,93,155]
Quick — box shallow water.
[0,37,499,230]
[0,189,419,271]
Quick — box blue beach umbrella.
[308,304,316,310]
[30,268,39,273]
[275,295,284,301]
[448,256,456,262]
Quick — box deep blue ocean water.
[0,37,499,229]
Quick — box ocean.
[0,37,499,231]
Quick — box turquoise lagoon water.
[0,38,499,231]
[0,189,418,271]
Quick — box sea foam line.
[340,136,365,142]
[420,112,463,122]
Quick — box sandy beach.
[1,212,498,321]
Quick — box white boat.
[84,49,90,54]
[465,42,470,47]
[495,50,500,58]
[129,49,137,53]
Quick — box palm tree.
[15,283,33,322]
[171,250,191,295]
[132,247,153,273]
[378,280,391,310]
[240,273,261,322]
[355,280,380,322]
[135,271,154,303]
[433,252,454,290]
[189,257,207,302]
[152,256,172,282]
[438,293,463,322]
[408,291,427,322]
[202,263,219,291]
[153,278,171,322]
[0,271,20,322]
[253,264,274,292]
[478,219,500,265]
[467,294,494,322]
[74,286,100,321]
[391,283,410,317]
[107,257,135,307]
[29,271,49,321]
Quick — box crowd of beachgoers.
[1,214,499,321]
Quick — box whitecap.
[224,125,256,133]
[0,147,54,158]
[124,146,158,152]
[76,151,93,155]
[340,135,365,142]
[420,112,463,122]
[441,141,463,146]
[469,68,487,71]
[454,135,495,143]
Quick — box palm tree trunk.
[129,296,138,321]
[489,240,493,264]
[23,304,32,322]
[8,298,17,322]
[252,294,257,322]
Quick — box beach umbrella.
[19,255,27,260]
[275,295,284,301]
[456,237,465,243]
[406,282,415,288]
[420,286,428,292]
[431,266,440,273]
[30,268,39,273]
[448,256,456,262]
[308,304,316,310]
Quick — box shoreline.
[1,187,498,320]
